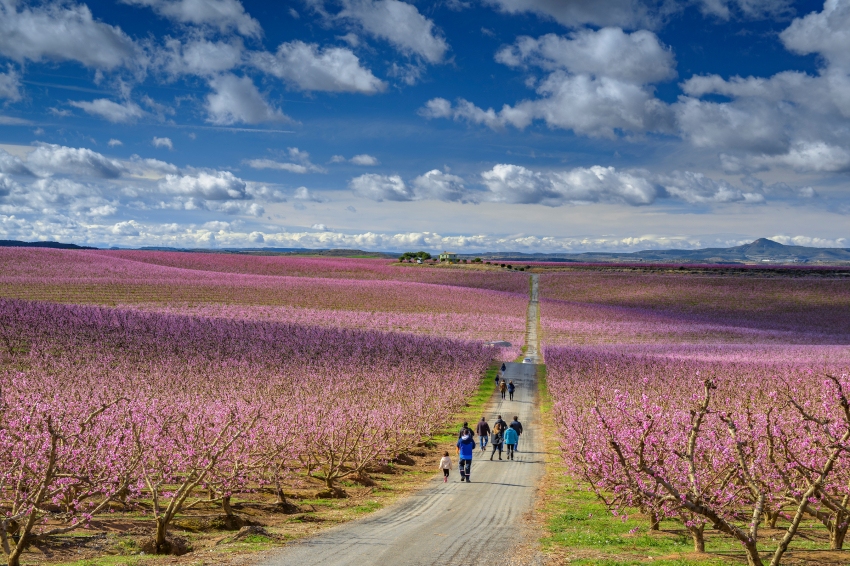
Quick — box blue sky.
[0,0,848,252]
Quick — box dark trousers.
[459,458,471,480]
[443,469,450,479]
[506,444,515,459]
[509,391,514,400]
[501,391,506,399]
[490,444,502,459]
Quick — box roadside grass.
[430,364,499,446]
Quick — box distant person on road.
[456,432,475,482]
[476,417,491,452]
[510,416,524,452]
[501,362,506,372]
[508,380,516,401]
[438,451,452,483]
[504,426,518,460]
[489,430,503,460]
[499,379,507,399]
[495,372,500,387]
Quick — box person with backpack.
[456,432,475,482]
[457,421,475,440]
[499,379,507,399]
[507,380,516,401]
[509,416,524,452]
[438,451,452,483]
[489,430,503,460]
[493,415,507,436]
[475,416,490,452]
[504,426,518,460]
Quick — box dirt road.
[258,275,544,566]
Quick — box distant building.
[439,251,458,262]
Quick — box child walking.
[439,451,452,482]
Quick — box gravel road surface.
[258,274,544,566]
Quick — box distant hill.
[0,239,97,250]
[473,238,850,266]
[138,247,397,259]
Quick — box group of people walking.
[495,364,516,400]
[440,415,525,482]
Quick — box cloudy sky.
[0,0,848,252]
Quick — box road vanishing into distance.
[259,275,545,566]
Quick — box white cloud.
[124,155,181,177]
[251,40,385,93]
[721,141,850,174]
[423,27,676,138]
[121,0,262,38]
[246,183,287,202]
[152,136,173,150]
[495,28,676,83]
[294,186,328,202]
[159,170,248,200]
[311,223,329,230]
[0,173,17,198]
[0,68,22,101]
[69,99,146,123]
[107,139,123,147]
[27,143,125,179]
[205,74,288,125]
[330,155,346,163]
[156,38,244,77]
[350,173,415,201]
[481,0,658,30]
[0,1,139,69]
[350,154,379,165]
[695,0,792,19]
[481,163,657,206]
[337,0,449,63]
[0,150,34,176]
[245,148,326,173]
[411,170,466,201]
[656,170,764,203]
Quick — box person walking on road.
[489,430,503,460]
[457,421,475,439]
[493,415,507,436]
[495,372,500,387]
[504,426,518,460]
[509,416,523,452]
[499,379,507,399]
[476,417,490,452]
[438,451,452,483]
[507,380,515,401]
[501,362,506,372]
[456,432,475,482]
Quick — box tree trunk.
[222,495,233,517]
[830,517,848,550]
[7,543,23,566]
[744,540,764,566]
[649,511,660,531]
[689,524,705,552]
[275,486,287,506]
[155,517,168,554]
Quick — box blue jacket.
[503,428,518,445]
[457,435,475,459]
[508,383,515,393]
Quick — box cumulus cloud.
[205,73,288,125]
[155,38,244,77]
[69,99,146,123]
[696,0,793,19]
[159,170,248,200]
[124,155,181,177]
[293,186,328,202]
[720,142,850,174]
[245,148,326,173]
[251,40,385,93]
[27,143,125,179]
[0,68,22,101]
[481,0,659,30]
[152,136,173,150]
[0,1,139,69]
[336,0,449,63]
[411,170,466,201]
[423,27,676,138]
[350,173,415,201]
[656,170,764,204]
[121,0,262,37]
[349,154,379,165]
[107,139,123,147]
[0,150,34,176]
[481,163,657,206]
